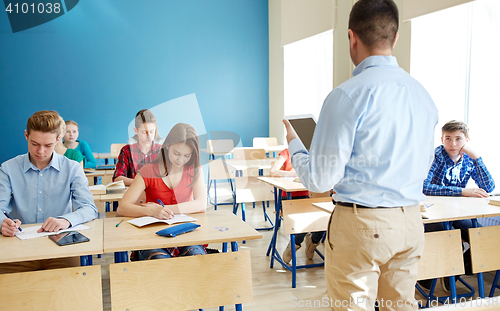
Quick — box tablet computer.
[284,114,317,151]
[49,231,90,246]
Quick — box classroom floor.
[95,184,498,310]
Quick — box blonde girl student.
[113,109,162,186]
[54,117,84,169]
[63,120,97,169]
[117,123,207,260]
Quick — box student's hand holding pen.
[1,217,22,237]
[140,202,174,220]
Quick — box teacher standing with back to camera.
[284,0,438,310]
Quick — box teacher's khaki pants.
[325,204,424,311]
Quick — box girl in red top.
[118,123,206,260]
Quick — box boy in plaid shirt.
[423,120,495,197]
[113,109,162,186]
[421,120,495,289]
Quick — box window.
[411,0,500,176]
[284,30,333,121]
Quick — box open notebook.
[127,214,197,227]
[15,224,90,240]
[89,180,126,195]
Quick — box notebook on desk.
[285,114,317,151]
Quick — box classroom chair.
[109,251,252,311]
[208,159,236,210]
[232,148,266,160]
[206,139,234,160]
[232,148,267,177]
[253,137,278,148]
[415,229,465,307]
[273,197,330,288]
[231,148,272,209]
[253,137,278,157]
[233,176,274,231]
[468,225,500,298]
[206,139,235,200]
[110,143,125,157]
[0,265,103,311]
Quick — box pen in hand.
[3,211,22,232]
[157,199,174,218]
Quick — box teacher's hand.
[283,119,298,144]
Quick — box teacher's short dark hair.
[349,0,399,50]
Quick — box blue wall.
[0,0,269,164]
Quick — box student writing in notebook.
[63,120,97,169]
[270,149,325,264]
[113,109,162,186]
[0,110,97,273]
[118,123,206,260]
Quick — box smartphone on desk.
[49,231,90,246]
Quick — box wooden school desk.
[257,177,331,287]
[93,189,126,214]
[0,264,103,311]
[86,169,115,185]
[201,146,286,159]
[0,219,103,265]
[422,197,500,301]
[226,158,277,177]
[93,152,118,164]
[313,197,500,301]
[0,220,104,310]
[258,177,308,255]
[103,210,262,311]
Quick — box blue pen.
[3,211,22,232]
[157,199,174,218]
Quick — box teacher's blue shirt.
[289,55,438,207]
[0,152,97,225]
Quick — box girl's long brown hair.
[153,123,200,187]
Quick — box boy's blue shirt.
[0,152,97,226]
[423,145,495,196]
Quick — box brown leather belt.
[334,200,395,209]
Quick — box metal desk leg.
[291,234,297,288]
[266,186,279,256]
[269,190,283,267]
[80,255,92,266]
[471,218,486,298]
[114,251,128,263]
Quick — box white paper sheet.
[127,214,197,227]
[15,224,91,240]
